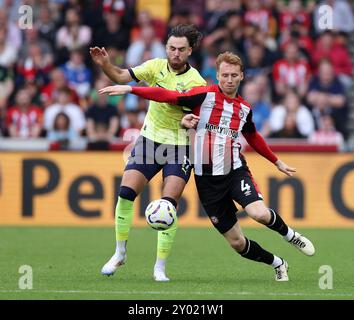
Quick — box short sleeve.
[129,59,160,85]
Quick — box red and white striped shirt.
[131,85,278,176]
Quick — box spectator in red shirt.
[272,41,311,99]
[244,0,272,34]
[6,88,43,138]
[280,21,314,59]
[279,0,310,34]
[40,68,78,108]
[308,113,344,149]
[311,31,352,89]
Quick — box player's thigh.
[230,168,263,209]
[121,169,148,195]
[161,145,192,199]
[125,135,163,183]
[195,175,237,234]
[162,175,187,200]
[202,197,238,235]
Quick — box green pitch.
[0,227,353,300]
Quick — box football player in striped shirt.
[99,52,315,281]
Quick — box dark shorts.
[195,166,263,234]
[125,135,192,182]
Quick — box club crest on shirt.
[220,116,230,126]
[210,216,219,224]
[238,109,245,119]
[176,82,186,92]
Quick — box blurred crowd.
[0,0,353,150]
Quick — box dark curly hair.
[167,24,203,49]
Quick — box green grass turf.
[0,227,353,300]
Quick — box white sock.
[283,227,295,241]
[271,256,284,268]
[154,257,166,271]
[115,240,127,257]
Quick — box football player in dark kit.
[99,51,315,281]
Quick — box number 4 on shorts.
[241,179,251,196]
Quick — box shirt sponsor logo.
[205,123,239,139]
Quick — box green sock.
[157,216,178,259]
[115,196,134,241]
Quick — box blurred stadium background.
[0,0,354,300]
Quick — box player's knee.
[250,209,270,225]
[229,236,246,252]
[119,186,138,201]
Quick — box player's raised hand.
[90,47,110,66]
[275,159,296,177]
[181,114,200,129]
[99,85,132,96]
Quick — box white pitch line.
[0,290,352,297]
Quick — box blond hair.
[216,52,244,72]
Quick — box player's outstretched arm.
[274,159,296,177]
[99,85,181,104]
[99,85,132,96]
[90,47,132,84]
[99,85,207,109]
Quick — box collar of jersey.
[217,86,241,103]
[166,62,191,75]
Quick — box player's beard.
[168,57,187,72]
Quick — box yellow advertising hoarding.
[0,152,354,227]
